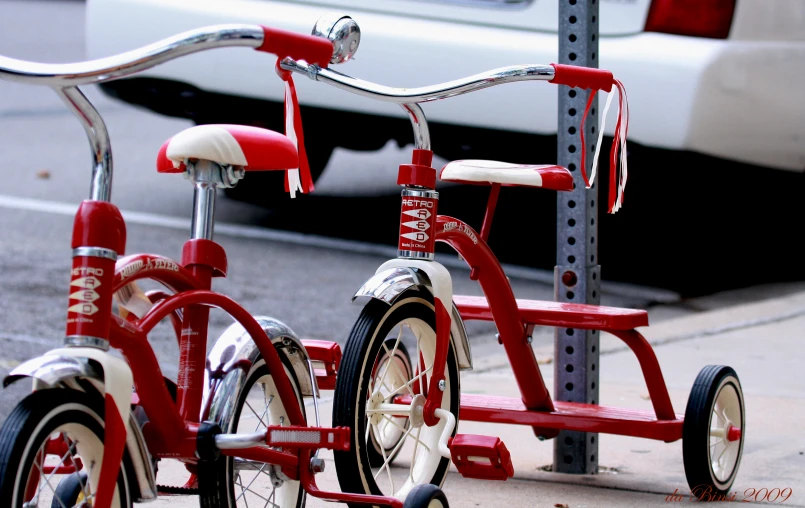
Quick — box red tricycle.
[0,17,446,508]
[279,19,746,504]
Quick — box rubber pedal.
[449,434,514,480]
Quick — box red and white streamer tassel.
[579,79,629,213]
[277,62,314,198]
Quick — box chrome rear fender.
[202,316,314,428]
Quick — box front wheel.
[0,389,133,508]
[683,365,745,497]
[333,290,460,502]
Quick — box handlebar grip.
[550,64,613,92]
[257,26,334,68]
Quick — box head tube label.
[398,196,437,254]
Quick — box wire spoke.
[39,436,78,502]
[236,463,267,502]
[253,394,273,433]
[382,365,433,402]
[410,426,422,482]
[34,454,67,508]
[376,326,406,395]
[415,334,423,395]
[374,427,397,494]
[374,425,414,484]
[244,400,269,429]
[381,338,413,396]
[235,473,251,508]
[379,415,429,453]
[262,481,279,508]
[365,406,375,442]
[63,434,91,502]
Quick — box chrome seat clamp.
[64,335,110,351]
[72,246,118,261]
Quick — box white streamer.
[589,89,616,188]
[613,82,629,212]
[284,80,302,198]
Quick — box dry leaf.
[537,356,553,365]
[0,359,21,369]
[35,169,51,179]
[555,504,569,508]
[640,393,651,400]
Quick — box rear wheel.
[683,365,745,497]
[403,484,449,508]
[0,389,133,508]
[198,359,306,508]
[333,290,460,502]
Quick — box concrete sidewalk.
[146,288,805,507]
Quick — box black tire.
[366,340,413,468]
[333,290,460,503]
[403,484,450,508]
[683,365,745,497]
[198,360,306,508]
[0,389,133,508]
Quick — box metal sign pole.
[554,0,600,474]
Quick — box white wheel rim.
[364,315,451,500]
[231,364,301,508]
[708,378,742,484]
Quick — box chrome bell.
[312,13,361,64]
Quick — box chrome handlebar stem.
[279,59,556,150]
[0,24,266,202]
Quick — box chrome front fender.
[4,354,102,390]
[3,352,157,502]
[202,316,314,428]
[353,267,473,371]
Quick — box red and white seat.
[439,159,573,192]
[156,124,298,173]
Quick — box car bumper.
[86,0,805,171]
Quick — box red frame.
[393,149,684,465]
[435,214,683,441]
[49,200,405,508]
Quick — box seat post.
[189,159,221,241]
[479,183,501,243]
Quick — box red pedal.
[449,434,514,480]
[302,340,341,390]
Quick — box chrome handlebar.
[280,58,555,104]
[0,24,265,87]
[0,24,270,202]
[279,58,556,150]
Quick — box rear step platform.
[454,294,648,330]
[449,434,514,480]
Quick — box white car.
[85,0,805,202]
